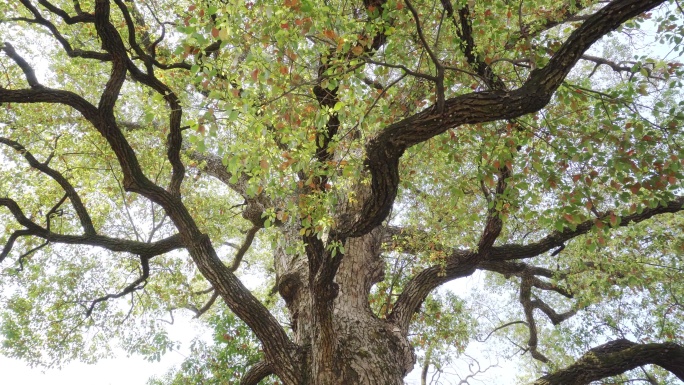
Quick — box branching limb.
[4,1,299,380]
[386,195,682,331]
[533,339,684,384]
[240,360,273,385]
[490,196,684,261]
[0,136,96,234]
[441,1,506,90]
[14,0,110,61]
[229,226,260,272]
[84,254,151,317]
[519,273,551,363]
[336,0,667,238]
[478,260,572,298]
[478,164,511,254]
[0,196,184,256]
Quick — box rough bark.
[533,340,684,385]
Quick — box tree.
[1,0,683,383]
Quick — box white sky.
[0,314,205,385]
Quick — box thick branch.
[386,195,682,332]
[4,2,299,380]
[533,340,684,384]
[387,250,479,332]
[336,0,665,238]
[15,0,109,61]
[240,360,273,385]
[441,1,506,90]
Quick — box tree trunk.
[275,227,415,384]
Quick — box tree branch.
[386,194,682,332]
[335,0,666,238]
[489,196,684,261]
[240,360,273,385]
[533,340,684,384]
[229,226,260,272]
[0,136,96,235]
[13,0,110,61]
[84,254,151,317]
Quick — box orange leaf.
[251,68,259,81]
[351,45,364,56]
[211,27,220,38]
[324,29,337,40]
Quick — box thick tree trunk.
[275,227,415,384]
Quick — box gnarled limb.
[385,194,683,331]
[2,3,301,380]
[336,0,666,238]
[533,339,684,384]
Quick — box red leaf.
[211,27,220,38]
[251,69,259,81]
[323,29,337,40]
[609,213,618,227]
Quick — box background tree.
[1,0,683,384]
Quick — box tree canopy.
[1,0,683,384]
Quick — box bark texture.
[533,339,684,385]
